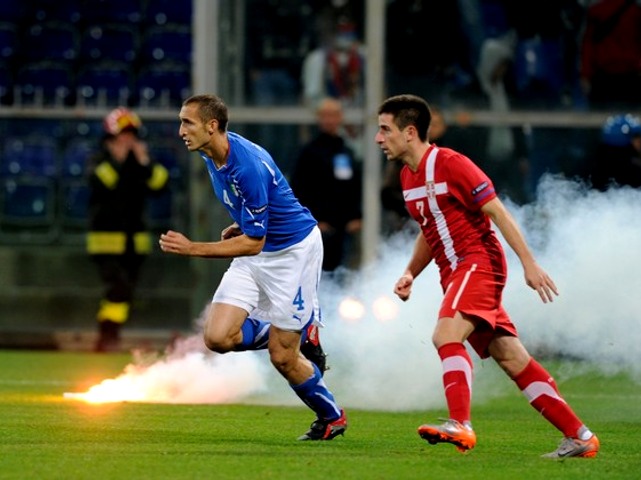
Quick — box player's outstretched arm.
[159,230,265,258]
[481,198,558,303]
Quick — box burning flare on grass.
[64,340,268,404]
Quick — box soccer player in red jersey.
[375,94,599,458]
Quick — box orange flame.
[63,352,268,404]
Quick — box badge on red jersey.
[426,181,437,200]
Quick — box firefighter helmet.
[103,107,142,136]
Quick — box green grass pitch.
[0,349,639,480]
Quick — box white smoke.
[96,176,641,410]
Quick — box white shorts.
[212,226,323,331]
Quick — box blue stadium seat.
[1,135,59,177]
[33,0,82,24]
[15,61,75,106]
[0,22,18,62]
[79,0,144,25]
[7,118,66,142]
[0,176,58,244]
[62,139,94,178]
[137,62,191,107]
[80,24,139,64]
[145,0,193,26]
[0,178,56,228]
[21,21,79,63]
[141,25,192,64]
[60,179,90,227]
[76,61,132,107]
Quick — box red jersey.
[400,145,506,288]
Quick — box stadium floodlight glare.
[371,295,399,323]
[338,296,366,323]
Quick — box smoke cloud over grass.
[81,176,641,410]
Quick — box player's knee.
[489,338,531,377]
[269,348,297,375]
[432,330,451,349]
[203,334,234,353]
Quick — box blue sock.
[237,316,316,351]
[291,363,341,420]
[235,317,270,351]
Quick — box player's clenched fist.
[394,274,414,302]
[159,230,192,255]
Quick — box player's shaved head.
[183,94,229,132]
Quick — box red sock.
[513,358,584,438]
[438,342,473,423]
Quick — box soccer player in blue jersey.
[159,94,347,440]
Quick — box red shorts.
[439,263,518,359]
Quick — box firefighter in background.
[87,107,169,352]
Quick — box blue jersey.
[201,132,317,252]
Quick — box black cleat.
[298,409,347,441]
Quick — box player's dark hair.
[378,94,431,142]
[183,94,229,132]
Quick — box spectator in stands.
[492,0,585,200]
[475,27,530,204]
[86,107,169,352]
[385,0,472,102]
[301,19,366,107]
[244,0,312,174]
[579,0,641,111]
[591,113,641,190]
[290,97,362,272]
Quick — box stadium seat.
[145,0,193,26]
[76,61,133,107]
[61,138,94,178]
[59,179,90,228]
[80,24,139,64]
[137,62,191,108]
[8,118,66,143]
[21,21,79,63]
[0,178,55,223]
[141,25,192,64]
[0,22,18,62]
[15,61,75,106]
[79,0,144,25]
[32,0,82,24]
[0,177,57,239]
[1,135,59,177]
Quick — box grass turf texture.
[0,350,639,480]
